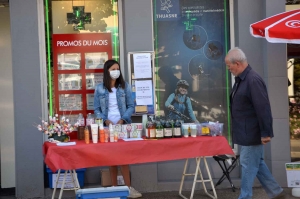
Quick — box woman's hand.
[117,119,124,124]
[105,120,113,126]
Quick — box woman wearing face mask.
[94,60,141,198]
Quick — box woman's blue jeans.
[238,145,283,199]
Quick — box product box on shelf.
[100,169,125,187]
[130,123,143,138]
[46,168,86,188]
[113,124,123,139]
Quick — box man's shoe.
[128,187,142,198]
[273,190,287,199]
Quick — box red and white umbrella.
[250,9,300,44]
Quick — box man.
[225,47,285,199]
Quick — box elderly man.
[225,47,286,199]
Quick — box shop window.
[45,0,119,132]
[152,0,232,144]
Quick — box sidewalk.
[141,187,297,199]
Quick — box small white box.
[130,123,143,138]
[286,163,300,187]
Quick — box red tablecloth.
[44,136,234,172]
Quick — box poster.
[58,74,82,90]
[133,53,152,78]
[57,53,81,70]
[59,94,82,111]
[86,73,103,90]
[135,80,153,105]
[85,52,108,69]
[153,0,230,125]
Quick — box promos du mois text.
[57,40,109,47]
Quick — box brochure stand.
[127,51,155,116]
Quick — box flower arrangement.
[36,114,79,142]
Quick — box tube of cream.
[91,124,99,143]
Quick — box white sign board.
[135,80,153,105]
[133,53,152,78]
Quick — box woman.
[94,60,141,198]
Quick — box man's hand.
[168,105,175,110]
[261,137,271,145]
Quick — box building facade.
[0,0,289,198]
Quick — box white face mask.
[109,70,120,80]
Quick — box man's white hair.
[227,47,247,63]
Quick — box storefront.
[0,0,289,198]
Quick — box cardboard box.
[286,163,300,187]
[46,168,86,188]
[100,169,125,187]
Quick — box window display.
[85,52,108,69]
[58,53,81,70]
[59,94,82,111]
[153,0,232,144]
[58,74,82,90]
[86,73,103,90]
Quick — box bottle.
[109,124,114,142]
[84,126,90,144]
[99,124,105,143]
[146,117,156,139]
[86,113,94,138]
[77,113,85,140]
[173,120,182,138]
[164,119,173,138]
[86,113,94,126]
[155,120,164,139]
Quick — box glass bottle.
[77,113,85,140]
[164,119,173,138]
[155,120,164,139]
[146,117,156,139]
[173,120,182,138]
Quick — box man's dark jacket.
[230,65,274,146]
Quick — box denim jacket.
[94,82,134,124]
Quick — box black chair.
[213,154,240,192]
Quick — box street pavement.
[1,187,298,198]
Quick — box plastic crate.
[46,168,86,188]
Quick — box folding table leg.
[179,159,189,198]
[70,169,80,194]
[51,169,61,199]
[58,170,68,199]
[179,157,217,199]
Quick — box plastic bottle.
[77,113,85,126]
[109,124,114,142]
[99,124,105,143]
[84,126,90,144]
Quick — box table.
[44,136,234,199]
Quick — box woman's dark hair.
[103,59,126,92]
